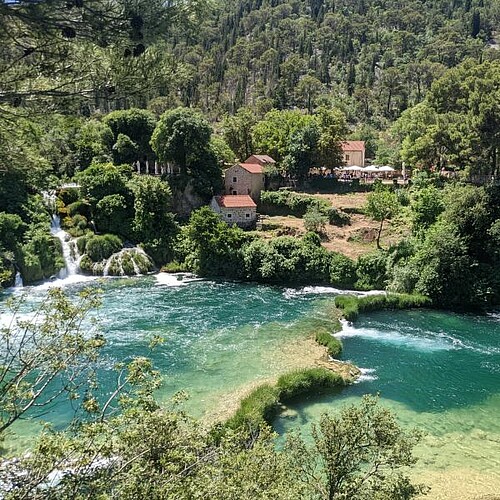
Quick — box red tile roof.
[215,195,257,208]
[246,154,276,164]
[239,163,264,174]
[341,141,365,152]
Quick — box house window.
[232,177,237,183]
[227,213,232,218]
[345,154,350,161]
[232,190,237,195]
[245,213,250,218]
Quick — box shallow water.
[275,310,500,498]
[1,275,339,451]
[2,277,500,497]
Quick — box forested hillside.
[166,0,498,122]
[2,0,498,123]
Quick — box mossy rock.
[86,234,123,262]
[79,254,94,274]
[315,328,343,358]
[133,251,154,273]
[121,252,135,275]
[106,255,122,276]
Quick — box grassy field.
[258,191,410,259]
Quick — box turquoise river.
[2,274,500,499]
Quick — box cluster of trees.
[226,106,348,180]
[59,163,178,266]
[162,0,497,123]
[173,207,384,290]
[0,288,425,499]
[362,179,500,309]
[0,0,204,114]
[389,59,500,178]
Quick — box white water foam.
[336,320,453,352]
[155,272,203,287]
[50,215,79,278]
[31,274,99,291]
[355,367,378,383]
[487,311,500,322]
[14,272,23,288]
[283,286,385,299]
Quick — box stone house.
[341,141,366,166]
[210,195,257,228]
[224,162,265,201]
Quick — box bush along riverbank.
[335,293,432,322]
[225,367,346,432]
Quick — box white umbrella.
[379,166,395,172]
[343,165,362,171]
[363,166,381,173]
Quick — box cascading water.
[14,272,23,288]
[50,215,79,278]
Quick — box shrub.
[226,384,279,430]
[18,231,65,285]
[121,252,134,275]
[303,206,328,234]
[79,254,94,274]
[66,200,91,218]
[161,261,188,273]
[334,295,360,321]
[71,214,87,230]
[133,251,154,273]
[355,252,388,290]
[57,188,80,206]
[330,253,357,288]
[95,194,133,238]
[85,234,123,262]
[259,191,330,217]
[315,328,343,358]
[327,207,351,227]
[76,234,90,255]
[277,368,344,402]
[358,293,431,312]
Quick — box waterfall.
[101,248,153,277]
[50,215,79,278]
[14,272,23,288]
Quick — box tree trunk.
[376,219,384,249]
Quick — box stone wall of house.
[220,206,256,228]
[209,198,256,228]
[343,150,365,166]
[250,174,264,200]
[224,165,263,200]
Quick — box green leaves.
[365,189,399,249]
[0,287,104,433]
[306,395,425,500]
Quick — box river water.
[2,276,500,498]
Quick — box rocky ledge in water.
[79,247,154,276]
